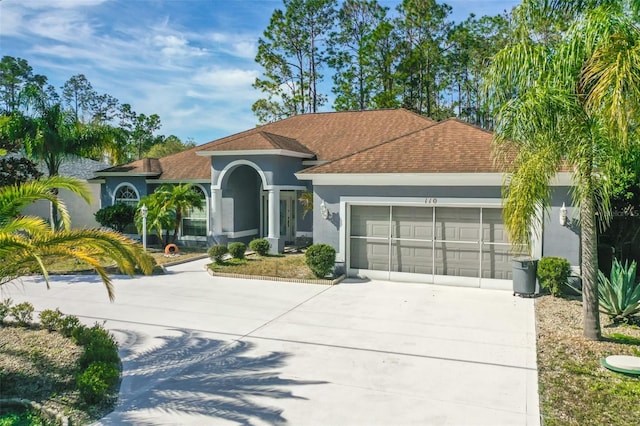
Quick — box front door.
[279,191,296,244]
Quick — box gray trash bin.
[512,257,538,296]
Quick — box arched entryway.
[211,158,306,252]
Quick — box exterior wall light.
[320,200,329,220]
[140,204,148,251]
[559,202,568,226]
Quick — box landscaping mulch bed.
[208,253,319,281]
[535,295,640,425]
[0,325,117,425]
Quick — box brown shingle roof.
[96,144,211,179]
[96,109,439,180]
[200,131,314,155]
[300,118,499,174]
[198,109,435,161]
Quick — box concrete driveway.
[2,259,539,426]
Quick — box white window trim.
[179,184,209,238]
[112,182,140,205]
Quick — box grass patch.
[38,247,207,275]
[536,295,640,425]
[209,253,317,280]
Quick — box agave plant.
[598,258,640,323]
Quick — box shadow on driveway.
[100,329,325,425]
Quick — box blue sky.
[1,0,519,145]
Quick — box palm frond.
[582,25,640,141]
[0,176,91,229]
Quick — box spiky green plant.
[598,258,640,323]
[0,176,153,301]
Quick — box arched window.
[114,184,139,207]
[182,186,207,237]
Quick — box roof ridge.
[301,121,438,173]
[196,108,435,150]
[439,117,495,135]
[260,131,314,153]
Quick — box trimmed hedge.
[537,256,571,297]
[249,238,271,256]
[208,244,228,263]
[305,244,336,278]
[228,242,247,259]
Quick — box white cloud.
[23,0,107,9]
[153,34,208,58]
[191,67,258,90]
[204,32,257,59]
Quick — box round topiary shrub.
[249,238,271,256]
[537,256,571,297]
[208,244,228,263]
[228,242,247,259]
[305,244,336,278]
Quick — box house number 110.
[425,198,438,204]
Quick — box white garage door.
[349,205,514,287]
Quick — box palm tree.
[485,1,640,340]
[136,184,204,246]
[14,103,114,227]
[0,176,154,301]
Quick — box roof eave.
[295,172,574,187]
[94,171,161,177]
[196,149,314,159]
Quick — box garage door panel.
[393,206,433,239]
[482,209,509,243]
[349,205,511,284]
[350,237,389,271]
[351,206,389,237]
[370,224,390,238]
[436,207,480,241]
[391,240,433,274]
[459,226,481,241]
[435,242,480,278]
[482,244,513,279]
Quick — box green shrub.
[94,203,136,233]
[249,238,271,256]
[228,242,247,259]
[305,244,336,278]
[537,256,571,297]
[39,308,64,332]
[10,302,34,326]
[598,258,640,323]
[208,244,228,263]
[77,361,119,404]
[72,324,92,346]
[79,325,119,368]
[0,298,12,324]
[59,315,81,338]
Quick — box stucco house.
[92,109,579,289]
[17,156,109,229]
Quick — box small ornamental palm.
[135,183,203,246]
[0,176,153,301]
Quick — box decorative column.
[210,187,225,245]
[267,189,282,253]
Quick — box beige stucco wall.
[21,182,102,229]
